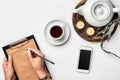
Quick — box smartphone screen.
[78,49,91,70]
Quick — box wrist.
[36,69,47,79]
[39,72,51,80]
[36,70,51,80]
[5,78,11,80]
[5,76,16,80]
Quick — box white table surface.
[1,0,120,80]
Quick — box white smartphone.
[77,46,93,73]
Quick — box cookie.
[76,21,85,29]
[86,27,95,36]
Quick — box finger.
[26,49,30,55]
[27,51,33,62]
[8,56,13,68]
[27,48,45,57]
[4,57,7,62]
[2,57,8,69]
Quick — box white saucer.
[44,19,70,46]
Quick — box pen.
[29,50,55,65]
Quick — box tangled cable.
[97,17,120,58]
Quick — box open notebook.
[2,35,50,80]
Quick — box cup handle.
[113,8,120,13]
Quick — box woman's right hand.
[26,48,47,79]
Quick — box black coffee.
[50,25,63,38]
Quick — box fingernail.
[26,49,31,56]
[9,55,11,58]
[8,55,11,60]
[27,52,31,56]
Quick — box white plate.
[44,19,70,46]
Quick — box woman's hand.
[2,56,16,80]
[26,48,47,79]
